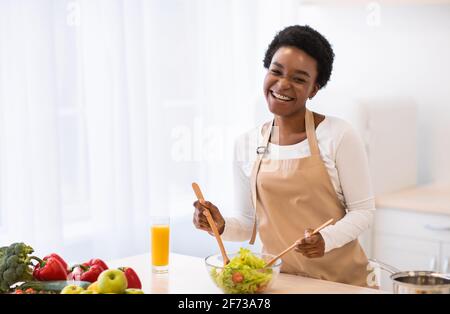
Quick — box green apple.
[87,281,99,293]
[125,288,144,294]
[60,285,84,294]
[97,269,128,294]
[80,290,94,294]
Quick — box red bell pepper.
[32,256,68,281]
[119,267,142,289]
[43,253,68,272]
[67,265,84,281]
[68,264,104,282]
[83,258,108,271]
[68,258,108,283]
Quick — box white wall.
[296,3,450,185]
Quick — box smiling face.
[263,46,320,117]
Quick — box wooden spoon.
[192,182,230,265]
[265,218,334,267]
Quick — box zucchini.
[18,280,91,292]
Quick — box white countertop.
[108,253,387,294]
[375,183,450,216]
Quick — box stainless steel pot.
[370,259,450,294]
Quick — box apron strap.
[249,109,319,244]
[249,120,274,244]
[305,109,320,156]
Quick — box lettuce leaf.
[210,248,273,294]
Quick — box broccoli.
[0,243,35,293]
[0,246,7,259]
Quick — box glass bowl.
[205,252,282,294]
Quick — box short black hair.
[263,25,335,89]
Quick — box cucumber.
[18,280,91,292]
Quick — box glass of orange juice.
[151,216,170,273]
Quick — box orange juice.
[151,224,170,267]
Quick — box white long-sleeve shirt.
[222,115,376,253]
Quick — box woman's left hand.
[295,228,325,258]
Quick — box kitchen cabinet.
[373,234,440,271]
[373,184,450,291]
[373,234,440,290]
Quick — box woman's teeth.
[271,91,294,101]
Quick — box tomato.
[231,272,244,284]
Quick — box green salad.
[210,248,273,294]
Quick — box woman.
[193,25,374,287]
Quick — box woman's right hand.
[193,200,225,235]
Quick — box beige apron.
[249,108,370,287]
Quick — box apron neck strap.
[260,120,274,150]
[305,108,320,156]
[249,120,273,244]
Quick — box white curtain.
[0,0,301,262]
[0,0,64,255]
